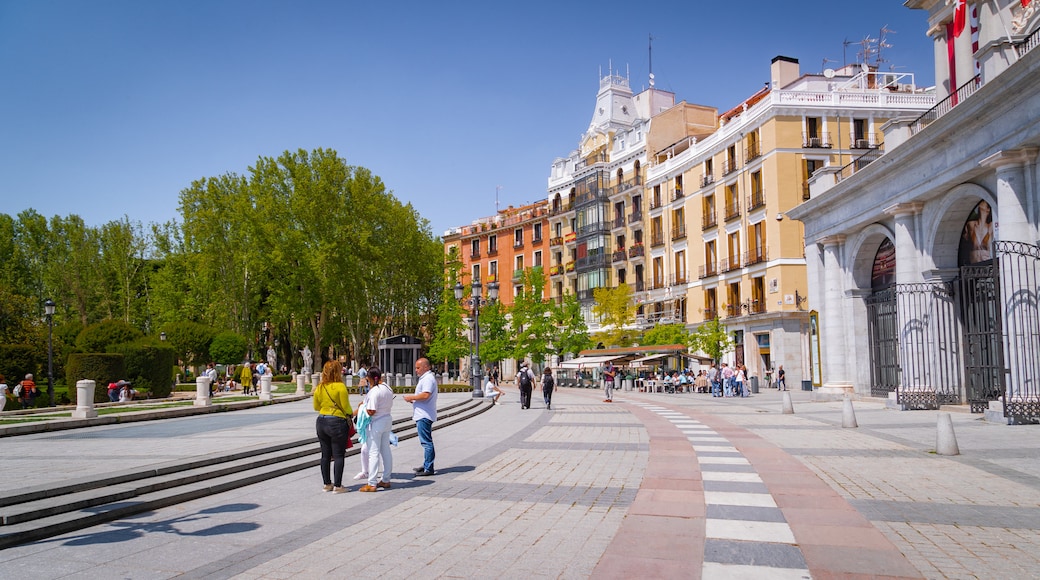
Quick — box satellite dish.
[861,63,869,74]
[823,68,835,79]
[648,72,655,87]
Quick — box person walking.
[312,360,353,493]
[358,366,394,492]
[404,358,438,477]
[602,362,617,402]
[17,374,37,409]
[541,367,555,410]
[777,365,786,391]
[517,362,535,409]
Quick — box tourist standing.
[0,375,8,412]
[358,366,394,492]
[313,360,352,493]
[602,362,617,402]
[777,365,786,391]
[404,358,438,476]
[707,363,720,397]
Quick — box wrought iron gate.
[957,263,1005,413]
[994,240,1040,423]
[895,283,962,409]
[865,287,899,397]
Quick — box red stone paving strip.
[688,406,925,579]
[592,402,706,579]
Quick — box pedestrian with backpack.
[517,363,535,409]
[541,367,555,410]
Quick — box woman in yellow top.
[312,359,353,493]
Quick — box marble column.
[981,149,1040,402]
[817,235,851,393]
[885,203,929,392]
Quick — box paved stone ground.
[0,386,1038,579]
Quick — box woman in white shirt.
[358,366,394,492]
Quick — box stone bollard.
[441,372,449,384]
[311,373,320,387]
[842,395,858,428]
[195,376,212,407]
[781,390,794,414]
[72,379,98,419]
[405,373,413,387]
[296,374,306,395]
[936,412,960,456]
[260,374,273,401]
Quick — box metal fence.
[895,283,963,409]
[995,241,1040,422]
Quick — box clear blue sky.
[1,1,934,238]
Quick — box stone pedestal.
[71,379,97,419]
[812,383,853,402]
[311,373,320,386]
[296,374,306,395]
[260,375,273,401]
[194,377,212,407]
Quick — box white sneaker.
[353,472,368,480]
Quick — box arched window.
[871,238,895,290]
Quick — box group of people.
[705,362,750,397]
[514,363,555,409]
[312,357,438,494]
[1,374,39,410]
[106,380,137,402]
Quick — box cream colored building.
[646,56,934,385]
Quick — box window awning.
[557,355,623,369]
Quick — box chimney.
[770,56,799,89]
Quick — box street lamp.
[455,279,499,398]
[160,331,167,341]
[44,298,55,407]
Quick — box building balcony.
[802,133,831,148]
[513,240,524,249]
[487,247,498,257]
[725,303,742,317]
[724,201,741,221]
[470,251,480,260]
[649,197,663,210]
[549,265,563,276]
[723,159,739,176]
[576,253,609,269]
[650,234,664,247]
[672,187,684,201]
[702,212,717,230]
[701,174,715,188]
[628,211,643,224]
[743,246,768,266]
[550,203,572,216]
[531,235,543,246]
[651,278,666,290]
[720,257,739,273]
[743,299,766,315]
[565,262,575,273]
[612,215,626,229]
[850,133,881,149]
[699,262,718,278]
[702,308,717,321]
[671,224,686,241]
[612,249,627,263]
[747,191,765,211]
[628,245,645,259]
[745,143,761,164]
[512,270,524,282]
[550,236,564,246]
[670,274,688,287]
[634,279,645,292]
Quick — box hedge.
[66,353,125,403]
[0,344,38,384]
[109,341,177,399]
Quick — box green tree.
[642,323,690,346]
[510,266,553,364]
[160,320,216,367]
[98,217,150,326]
[478,300,511,369]
[550,293,592,358]
[426,248,469,373]
[75,319,142,353]
[210,331,249,365]
[688,318,734,363]
[591,284,636,347]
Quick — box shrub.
[66,353,125,403]
[210,331,249,365]
[76,320,142,353]
[109,340,176,399]
[0,344,38,383]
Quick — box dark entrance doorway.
[866,239,899,397]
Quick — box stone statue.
[266,346,277,372]
[301,346,313,375]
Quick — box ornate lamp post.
[44,298,55,407]
[455,279,498,398]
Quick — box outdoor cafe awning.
[628,353,669,367]
[558,355,623,369]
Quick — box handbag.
[322,384,356,449]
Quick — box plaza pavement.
[1,385,1039,579]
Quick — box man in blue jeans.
[404,357,438,476]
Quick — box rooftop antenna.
[496,185,502,213]
[648,33,655,87]
[822,57,837,71]
[877,25,895,68]
[842,38,852,68]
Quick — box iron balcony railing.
[612,249,627,263]
[722,159,739,176]
[550,236,564,246]
[743,246,768,266]
[487,247,498,257]
[671,224,686,240]
[725,303,742,317]
[470,251,480,259]
[802,133,831,148]
[699,262,718,278]
[513,240,524,249]
[550,203,572,216]
[702,308,717,321]
[745,143,761,164]
[911,75,981,135]
[720,257,739,273]
[839,144,886,181]
[650,233,664,247]
[628,245,645,259]
[850,133,881,149]
[672,187,684,201]
[634,279,645,292]
[701,174,715,188]
[549,265,562,276]
[628,211,643,224]
[702,211,717,229]
[747,192,765,211]
[724,200,741,221]
[612,215,626,229]
[670,274,688,287]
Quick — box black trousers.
[519,385,533,408]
